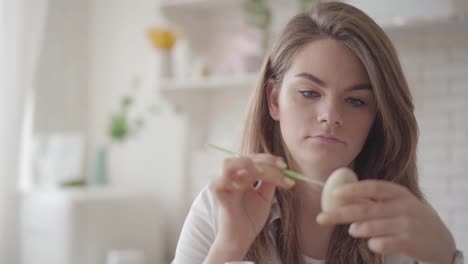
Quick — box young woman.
[172,2,463,264]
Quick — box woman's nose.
[317,99,343,127]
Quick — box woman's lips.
[310,135,345,144]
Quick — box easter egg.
[321,167,358,211]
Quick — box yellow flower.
[147,27,178,50]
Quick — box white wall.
[2,0,38,263]
[390,26,468,255]
[0,1,9,262]
[34,0,90,134]
[88,0,186,260]
[18,0,90,263]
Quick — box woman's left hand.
[316,180,456,264]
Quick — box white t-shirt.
[172,186,421,264]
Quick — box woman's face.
[268,38,377,180]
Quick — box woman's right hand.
[209,154,296,258]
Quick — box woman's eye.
[346,97,366,107]
[299,90,320,98]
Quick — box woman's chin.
[296,158,347,179]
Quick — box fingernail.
[276,159,287,170]
[316,213,329,224]
[254,165,264,174]
[231,182,241,190]
[284,177,296,186]
[333,188,343,197]
[236,169,248,176]
[349,223,359,233]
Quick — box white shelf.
[159,74,258,92]
[158,74,259,113]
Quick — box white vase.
[156,49,172,79]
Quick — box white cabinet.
[20,189,163,264]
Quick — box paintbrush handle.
[282,169,324,186]
[207,144,324,187]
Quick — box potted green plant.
[243,0,272,51]
[91,77,161,186]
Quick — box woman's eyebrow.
[346,83,372,91]
[295,72,372,91]
[295,72,326,86]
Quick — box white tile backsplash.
[392,28,468,254]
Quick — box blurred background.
[0,0,467,263]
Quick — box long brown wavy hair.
[239,2,423,264]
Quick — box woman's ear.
[266,79,280,121]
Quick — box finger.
[210,170,242,196]
[212,157,258,194]
[220,160,249,191]
[335,180,408,202]
[348,216,409,238]
[249,154,291,181]
[222,157,258,182]
[317,200,403,226]
[248,153,287,170]
[367,235,409,255]
[221,156,293,190]
[232,167,260,191]
[249,154,295,189]
[254,162,295,189]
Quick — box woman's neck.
[294,181,334,260]
[290,159,349,259]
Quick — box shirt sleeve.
[172,187,218,264]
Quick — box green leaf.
[109,112,128,141]
[60,178,87,187]
[243,0,271,28]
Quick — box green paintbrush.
[207,143,324,187]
